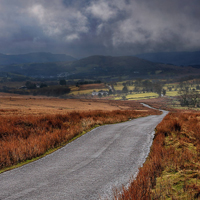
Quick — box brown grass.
[0,96,160,170]
[78,83,106,90]
[0,93,154,116]
[114,110,200,200]
[139,97,177,111]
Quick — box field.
[114,99,200,200]
[116,92,159,100]
[2,79,200,104]
[69,83,108,95]
[67,81,179,100]
[0,93,161,173]
[1,80,200,198]
[0,93,126,116]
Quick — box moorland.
[0,95,160,173]
[1,52,200,199]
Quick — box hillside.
[136,51,200,66]
[70,55,199,78]
[0,52,76,65]
[72,55,160,75]
[0,55,200,79]
[0,62,75,77]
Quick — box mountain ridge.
[0,52,77,65]
[135,51,200,66]
[0,54,200,79]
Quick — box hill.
[0,52,76,65]
[0,55,200,79]
[70,55,198,79]
[136,51,200,66]
[0,62,75,77]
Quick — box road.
[0,107,168,200]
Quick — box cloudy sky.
[0,0,200,58]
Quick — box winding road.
[0,106,168,200]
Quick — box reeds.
[0,109,159,170]
[114,111,200,199]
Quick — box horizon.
[1,50,200,60]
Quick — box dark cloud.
[0,0,200,57]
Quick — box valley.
[1,52,200,199]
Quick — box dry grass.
[0,93,128,116]
[139,97,177,111]
[0,93,155,116]
[0,94,160,171]
[78,83,107,90]
[114,110,200,200]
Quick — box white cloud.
[96,24,104,35]
[28,2,88,40]
[65,34,79,41]
[87,0,118,21]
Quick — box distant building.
[92,90,108,96]
[19,86,27,89]
[36,84,40,88]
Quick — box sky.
[0,0,200,58]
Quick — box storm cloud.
[0,0,200,57]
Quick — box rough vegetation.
[114,110,200,200]
[0,105,160,171]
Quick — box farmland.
[66,80,183,100]
[0,93,122,116]
[1,77,200,199]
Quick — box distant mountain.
[0,62,75,77]
[0,55,199,78]
[136,51,200,66]
[71,55,161,76]
[70,55,196,78]
[0,52,76,65]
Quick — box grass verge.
[0,125,100,174]
[0,106,160,174]
[114,111,200,200]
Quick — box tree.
[178,87,200,107]
[25,81,36,89]
[134,86,139,93]
[167,86,172,91]
[98,93,102,98]
[162,89,166,96]
[111,84,116,94]
[122,95,127,100]
[122,85,128,93]
[108,89,113,95]
[40,83,47,88]
[59,79,66,85]
[153,82,163,97]
[103,92,107,97]
[134,78,143,87]
[142,80,153,92]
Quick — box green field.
[165,90,179,96]
[67,80,200,103]
[115,92,159,100]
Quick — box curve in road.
[0,106,168,200]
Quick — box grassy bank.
[0,105,160,173]
[114,111,200,199]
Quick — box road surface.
[0,107,168,200]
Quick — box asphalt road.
[0,107,168,200]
